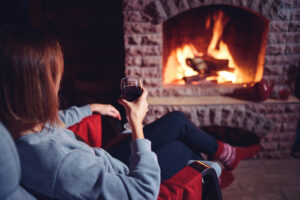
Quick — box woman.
[0,26,159,200]
[0,26,260,199]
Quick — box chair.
[69,115,223,200]
[0,122,37,200]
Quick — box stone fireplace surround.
[122,0,300,158]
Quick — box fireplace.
[123,0,300,158]
[163,5,268,86]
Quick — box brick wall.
[123,0,300,96]
[144,100,300,158]
[122,0,300,158]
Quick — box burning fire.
[164,10,243,85]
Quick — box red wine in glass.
[121,86,143,102]
[120,76,142,130]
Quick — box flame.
[217,71,236,83]
[176,45,198,79]
[206,11,238,83]
[163,10,246,85]
[163,45,198,84]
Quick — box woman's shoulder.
[15,125,87,157]
[15,125,64,145]
[15,127,77,197]
[15,127,65,157]
[16,125,89,152]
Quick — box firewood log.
[186,56,233,74]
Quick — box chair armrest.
[158,163,203,200]
[190,161,222,200]
[158,161,222,200]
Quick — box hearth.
[123,0,300,158]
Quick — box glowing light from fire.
[206,11,238,83]
[163,10,244,85]
[217,71,236,83]
[207,11,229,57]
[176,45,198,79]
[164,45,198,84]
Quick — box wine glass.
[120,76,143,130]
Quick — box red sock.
[214,141,261,171]
[228,145,261,170]
[219,169,235,189]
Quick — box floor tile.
[282,188,300,200]
[221,159,300,200]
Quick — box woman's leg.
[143,111,218,155]
[108,111,260,172]
[143,111,260,171]
[155,141,203,181]
[107,111,216,165]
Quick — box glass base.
[123,122,131,130]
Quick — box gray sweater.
[16,105,161,200]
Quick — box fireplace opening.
[163,5,269,86]
[202,126,260,147]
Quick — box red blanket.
[68,115,203,200]
[68,115,102,147]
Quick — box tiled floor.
[222,158,300,200]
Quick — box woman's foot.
[214,141,261,171]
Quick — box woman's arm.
[59,105,92,127]
[55,141,160,200]
[59,104,121,128]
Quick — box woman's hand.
[89,104,121,120]
[118,88,148,139]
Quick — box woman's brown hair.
[0,26,64,127]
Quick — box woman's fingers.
[118,98,130,109]
[105,105,121,120]
[140,88,148,100]
[90,104,121,120]
[118,87,149,122]
[110,108,121,120]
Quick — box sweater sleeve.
[54,139,161,200]
[59,105,92,127]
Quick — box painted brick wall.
[122,0,300,158]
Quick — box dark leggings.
[107,111,218,181]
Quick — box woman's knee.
[156,141,192,162]
[165,111,188,122]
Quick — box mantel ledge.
[147,95,300,106]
